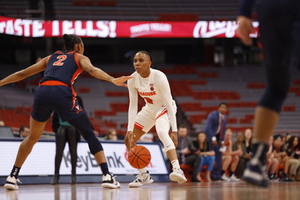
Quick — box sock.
[138,168,147,174]
[230,171,234,176]
[221,170,225,175]
[99,163,109,175]
[10,166,21,178]
[171,159,180,170]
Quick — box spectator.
[283,133,292,150]
[18,126,30,139]
[176,125,201,182]
[221,129,242,182]
[273,135,292,181]
[243,128,252,157]
[190,131,215,182]
[0,120,5,126]
[285,136,300,181]
[104,129,118,141]
[232,132,250,178]
[266,136,279,180]
[204,102,228,181]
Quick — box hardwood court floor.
[1,181,300,200]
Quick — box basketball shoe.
[128,171,154,188]
[102,173,121,189]
[4,176,21,190]
[230,174,240,182]
[169,168,187,184]
[243,143,269,187]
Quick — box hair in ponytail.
[62,34,82,50]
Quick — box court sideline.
[1,181,300,200]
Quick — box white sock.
[171,159,180,170]
[138,168,147,174]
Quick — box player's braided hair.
[63,34,82,50]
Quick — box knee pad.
[155,118,175,151]
[157,130,175,151]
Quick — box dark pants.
[235,157,250,178]
[184,154,201,180]
[211,142,222,180]
[54,125,79,176]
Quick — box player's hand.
[127,131,136,149]
[212,140,218,147]
[237,16,255,46]
[170,131,178,147]
[112,76,133,87]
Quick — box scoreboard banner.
[0,16,259,38]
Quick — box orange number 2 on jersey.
[53,55,67,66]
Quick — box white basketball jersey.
[127,68,177,132]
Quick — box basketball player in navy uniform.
[237,0,300,187]
[0,34,132,190]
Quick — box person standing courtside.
[1,34,132,190]
[204,102,228,181]
[51,95,84,185]
[237,0,300,187]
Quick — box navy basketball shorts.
[31,85,84,122]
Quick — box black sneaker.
[102,173,121,189]
[281,174,293,182]
[243,143,269,187]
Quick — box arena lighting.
[0,16,259,38]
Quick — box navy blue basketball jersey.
[40,51,82,87]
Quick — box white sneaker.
[102,173,121,189]
[221,174,231,181]
[4,176,21,190]
[230,175,240,182]
[169,168,187,184]
[128,171,154,188]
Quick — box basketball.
[128,145,151,169]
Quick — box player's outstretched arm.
[0,57,48,87]
[79,54,132,87]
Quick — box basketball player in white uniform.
[124,51,187,187]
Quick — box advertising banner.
[0,16,259,38]
[0,140,168,176]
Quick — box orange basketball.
[128,145,151,169]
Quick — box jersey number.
[53,55,67,66]
[144,97,153,104]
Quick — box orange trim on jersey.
[134,122,144,130]
[40,80,69,87]
[156,108,167,120]
[73,52,81,69]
